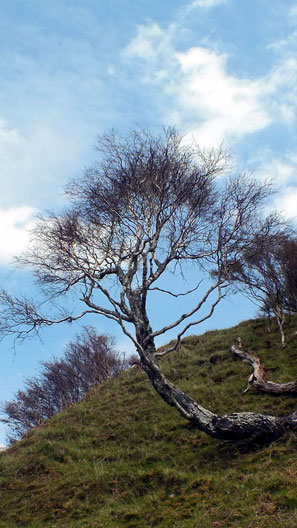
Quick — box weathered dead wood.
[231,338,297,394]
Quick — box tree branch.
[151,281,225,341]
[148,280,202,298]
[155,284,225,357]
[231,338,297,394]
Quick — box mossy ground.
[0,317,297,527]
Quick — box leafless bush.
[1,326,126,443]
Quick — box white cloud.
[124,22,175,66]
[0,206,36,265]
[251,153,297,187]
[189,0,227,8]
[125,22,297,149]
[181,0,228,16]
[0,120,24,146]
[277,186,297,220]
[267,33,297,54]
[264,58,297,125]
[0,117,96,211]
[174,47,270,147]
[247,149,297,222]
[125,25,271,147]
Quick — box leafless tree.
[1,326,125,443]
[225,231,297,345]
[1,127,296,444]
[277,237,297,314]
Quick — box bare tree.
[225,231,297,345]
[277,237,297,315]
[1,326,125,443]
[1,127,296,444]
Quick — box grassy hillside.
[0,317,297,528]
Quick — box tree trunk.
[266,310,271,333]
[139,343,296,444]
[275,305,286,346]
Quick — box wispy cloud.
[124,22,176,72]
[0,120,23,146]
[0,8,128,211]
[0,117,96,210]
[277,186,297,219]
[188,0,228,8]
[250,152,297,220]
[125,23,272,147]
[251,152,297,186]
[265,58,297,125]
[125,21,297,150]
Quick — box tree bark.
[140,342,296,444]
[231,338,297,394]
[274,304,286,346]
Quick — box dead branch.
[231,338,297,394]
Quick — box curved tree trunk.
[139,343,297,444]
[231,338,297,394]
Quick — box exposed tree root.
[231,338,297,394]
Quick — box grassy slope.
[0,317,297,528]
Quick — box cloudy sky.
[0,0,297,445]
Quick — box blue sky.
[0,0,297,445]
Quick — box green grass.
[0,317,297,527]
